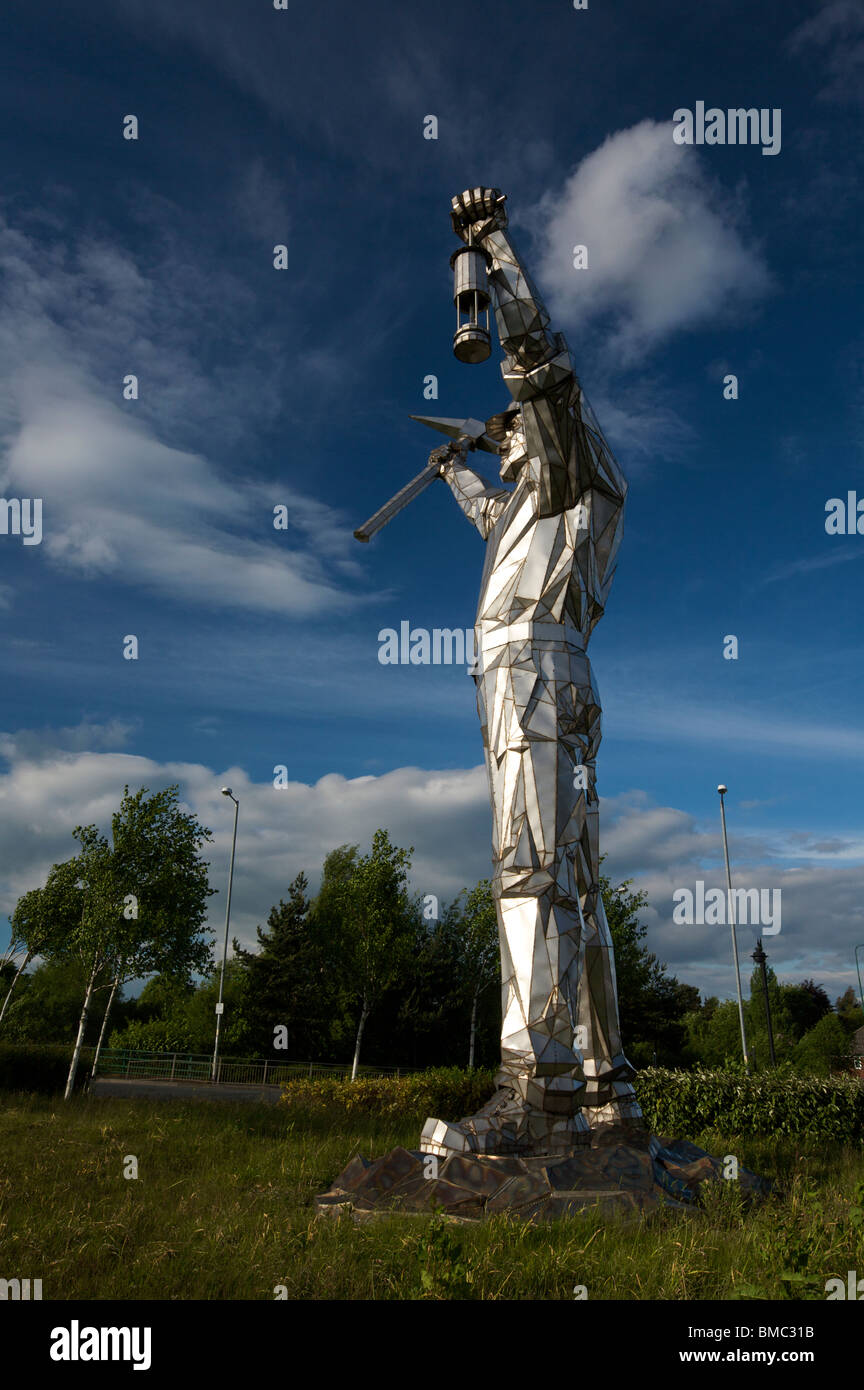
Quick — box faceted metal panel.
[420,189,642,1158]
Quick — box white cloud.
[532,121,772,361]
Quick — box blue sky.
[1,0,863,1007]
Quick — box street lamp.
[752,939,776,1066]
[855,945,864,1015]
[211,787,239,1083]
[718,784,749,1067]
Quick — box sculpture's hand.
[451,187,508,243]
[429,441,468,475]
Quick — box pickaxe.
[353,415,500,543]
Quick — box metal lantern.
[450,233,491,364]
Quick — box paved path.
[90,1077,284,1105]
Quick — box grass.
[1,1090,862,1300]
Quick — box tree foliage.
[313,830,418,1076]
[232,872,328,1058]
[600,869,696,1066]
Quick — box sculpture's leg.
[491,643,587,1118]
[571,669,641,1125]
[577,856,643,1122]
[421,636,639,1158]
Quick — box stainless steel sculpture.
[357,187,642,1157]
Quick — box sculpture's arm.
[434,445,510,540]
[451,188,626,513]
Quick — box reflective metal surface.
[421,189,642,1157]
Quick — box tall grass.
[1,1092,862,1300]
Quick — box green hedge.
[0,1043,94,1094]
[281,1065,864,1143]
[636,1066,864,1142]
[281,1067,497,1124]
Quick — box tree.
[0,859,83,1029]
[683,997,747,1067]
[107,973,191,1052]
[233,872,326,1058]
[793,1012,851,1077]
[133,971,195,1023]
[600,870,697,1066]
[62,784,215,1098]
[62,828,125,1097]
[782,979,832,1040]
[388,906,472,1069]
[745,963,796,1066]
[0,955,117,1044]
[314,830,417,1079]
[177,960,251,1056]
[836,986,864,1036]
[110,964,250,1055]
[454,881,499,1068]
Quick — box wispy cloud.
[761,546,864,585]
[0,212,373,616]
[786,1,864,106]
[0,719,136,764]
[607,692,864,762]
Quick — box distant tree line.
[2,787,862,1078]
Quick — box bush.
[0,1043,94,1093]
[281,1067,496,1124]
[280,1066,864,1144]
[637,1066,864,1142]
[108,1018,193,1053]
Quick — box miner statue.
[356,187,643,1157]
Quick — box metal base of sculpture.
[315,1135,773,1225]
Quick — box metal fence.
[94,1048,416,1086]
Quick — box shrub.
[0,1043,94,1093]
[636,1066,864,1142]
[281,1066,496,1124]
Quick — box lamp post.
[718,784,749,1066]
[855,944,864,1015]
[752,938,776,1066]
[211,787,239,1084]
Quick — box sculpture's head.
[486,402,526,484]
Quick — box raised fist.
[429,440,467,474]
[451,186,508,243]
